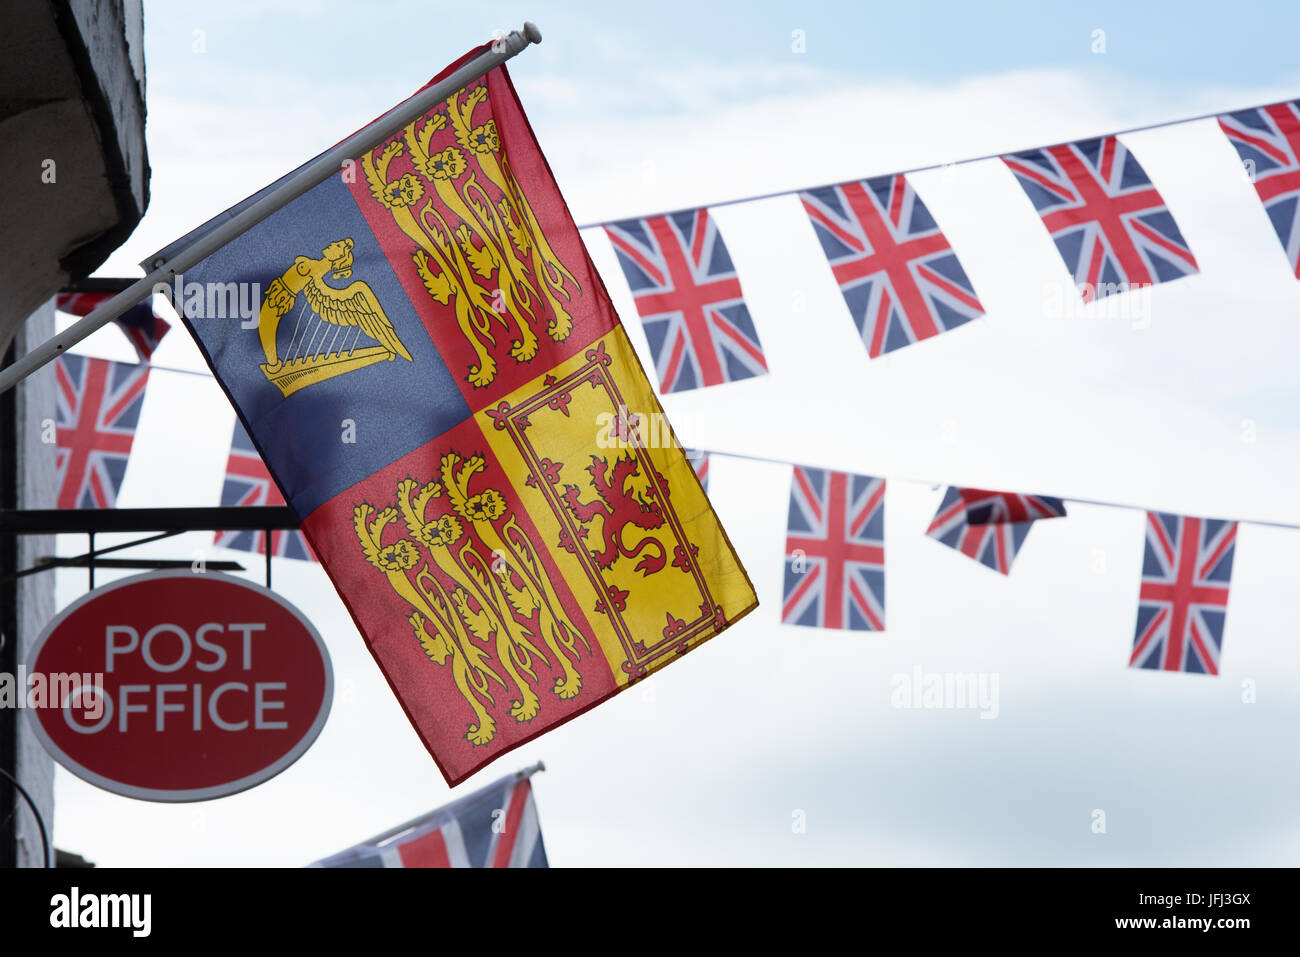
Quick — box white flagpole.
[516,760,546,779]
[0,21,543,396]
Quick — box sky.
[40,0,1300,865]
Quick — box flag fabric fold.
[311,768,547,868]
[1003,136,1199,301]
[925,487,1066,575]
[800,174,984,357]
[604,210,769,392]
[147,45,757,784]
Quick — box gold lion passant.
[360,83,579,390]
[354,452,589,748]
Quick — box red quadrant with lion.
[302,416,616,783]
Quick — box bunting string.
[690,446,1300,534]
[51,351,1300,535]
[571,94,1294,231]
[49,88,1300,677]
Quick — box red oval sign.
[26,570,332,802]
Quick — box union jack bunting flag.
[54,355,150,509]
[605,210,768,392]
[311,769,547,868]
[1130,512,1236,675]
[1218,100,1300,278]
[685,448,710,493]
[800,175,984,357]
[925,487,1066,575]
[782,466,885,631]
[214,421,315,561]
[56,292,172,363]
[956,488,1067,525]
[1003,136,1199,301]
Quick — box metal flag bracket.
[0,506,297,589]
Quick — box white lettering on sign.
[60,680,295,734]
[62,685,112,734]
[142,624,189,672]
[105,626,138,672]
[230,623,266,669]
[118,684,148,732]
[210,682,247,731]
[155,684,186,731]
[63,622,286,734]
[256,682,288,730]
[195,623,226,671]
[104,622,267,672]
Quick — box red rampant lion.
[560,453,667,576]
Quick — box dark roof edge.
[49,0,150,279]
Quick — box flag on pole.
[1003,136,1199,301]
[782,466,885,631]
[146,44,757,784]
[925,487,1066,575]
[1218,100,1300,278]
[1130,512,1236,675]
[214,420,316,561]
[54,355,149,509]
[311,768,547,868]
[800,175,984,357]
[56,292,172,362]
[604,210,769,392]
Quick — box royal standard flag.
[146,45,757,784]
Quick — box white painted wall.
[15,303,57,868]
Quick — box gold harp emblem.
[257,238,413,397]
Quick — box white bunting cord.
[45,354,1300,533]
[571,93,1298,231]
[693,446,1300,534]
[33,71,1300,534]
